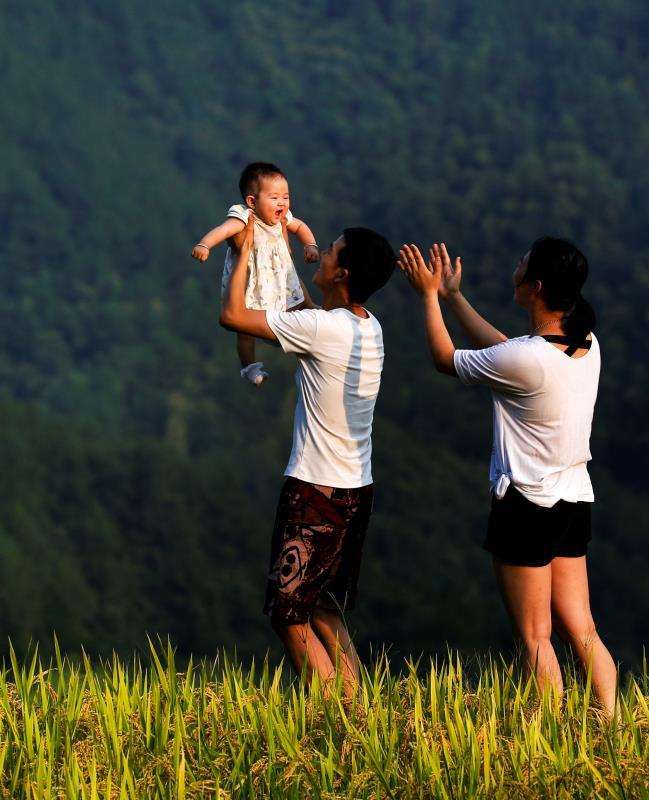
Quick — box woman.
[399,238,617,716]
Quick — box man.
[220,215,395,695]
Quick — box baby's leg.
[237,334,268,385]
[237,333,256,367]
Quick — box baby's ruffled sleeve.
[226,204,250,224]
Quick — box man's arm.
[433,243,507,347]
[219,217,278,341]
[295,279,320,310]
[399,244,457,376]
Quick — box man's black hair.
[338,228,397,304]
[239,162,286,199]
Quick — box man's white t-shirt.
[453,335,600,508]
[266,307,383,488]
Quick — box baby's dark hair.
[525,237,596,338]
[338,228,397,304]
[239,162,286,199]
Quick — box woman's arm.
[286,216,319,263]
[434,243,508,347]
[191,217,246,261]
[445,292,508,347]
[399,244,457,376]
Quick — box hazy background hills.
[0,0,647,666]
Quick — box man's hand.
[191,244,210,261]
[296,279,320,310]
[398,244,441,297]
[241,213,255,254]
[431,243,462,301]
[281,213,291,253]
[220,214,277,342]
[230,215,255,255]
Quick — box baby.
[192,162,319,384]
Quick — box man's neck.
[322,298,369,319]
[321,289,368,318]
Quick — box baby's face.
[248,174,290,225]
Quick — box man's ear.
[334,268,349,284]
[245,195,256,210]
[533,279,543,296]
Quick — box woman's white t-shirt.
[266,307,383,488]
[453,335,600,507]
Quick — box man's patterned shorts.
[264,477,374,624]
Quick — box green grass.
[0,640,646,799]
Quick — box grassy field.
[0,641,647,799]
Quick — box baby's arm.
[191,217,246,261]
[286,216,319,263]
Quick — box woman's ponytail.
[526,237,595,338]
[563,293,596,339]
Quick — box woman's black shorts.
[484,484,591,567]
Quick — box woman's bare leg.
[550,556,618,717]
[493,558,563,696]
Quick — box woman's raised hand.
[430,243,462,300]
[398,244,442,297]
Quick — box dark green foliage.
[0,1,646,665]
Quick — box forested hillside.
[0,0,647,665]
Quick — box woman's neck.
[528,309,565,335]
